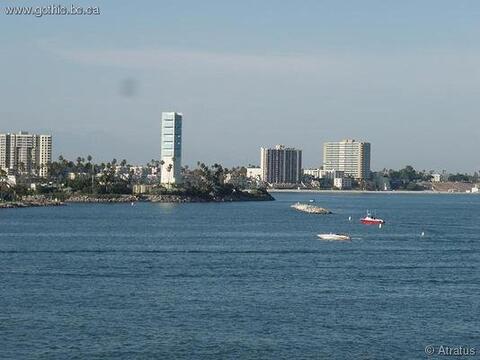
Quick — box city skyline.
[2,1,480,172]
[0,126,476,176]
[2,4,479,359]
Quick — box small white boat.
[317,233,351,241]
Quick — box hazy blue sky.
[1,0,479,172]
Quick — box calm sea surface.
[1,193,479,359]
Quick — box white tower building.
[160,112,183,185]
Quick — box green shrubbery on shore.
[0,158,273,204]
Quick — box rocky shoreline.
[0,191,274,208]
[0,200,65,209]
[146,190,275,203]
[67,192,275,204]
[66,195,138,203]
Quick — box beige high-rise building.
[323,139,371,179]
[37,135,52,177]
[0,132,52,177]
[260,145,302,184]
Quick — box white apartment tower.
[160,112,183,184]
[323,139,371,179]
[37,135,52,177]
[260,145,302,184]
[0,132,52,177]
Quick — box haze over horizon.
[1,0,479,172]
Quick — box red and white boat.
[360,212,385,225]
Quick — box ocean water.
[1,193,479,359]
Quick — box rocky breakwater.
[291,202,332,214]
[0,199,64,209]
[64,189,275,204]
[66,195,138,203]
[145,190,275,203]
[145,195,208,203]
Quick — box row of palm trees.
[47,155,134,194]
[56,155,129,174]
[149,158,175,185]
[49,155,184,193]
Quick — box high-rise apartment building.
[37,135,52,177]
[160,112,182,184]
[0,132,52,177]
[323,139,371,179]
[260,145,302,184]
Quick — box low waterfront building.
[260,145,302,184]
[6,175,16,186]
[333,177,353,190]
[133,184,154,194]
[303,168,322,178]
[246,167,262,180]
[431,173,443,182]
[303,168,344,180]
[128,166,147,178]
[67,172,89,180]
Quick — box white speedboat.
[317,233,351,241]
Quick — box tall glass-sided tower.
[160,112,183,184]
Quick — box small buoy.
[131,202,135,206]
[421,231,425,237]
[348,216,352,221]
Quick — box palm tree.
[87,155,94,193]
[166,164,173,185]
